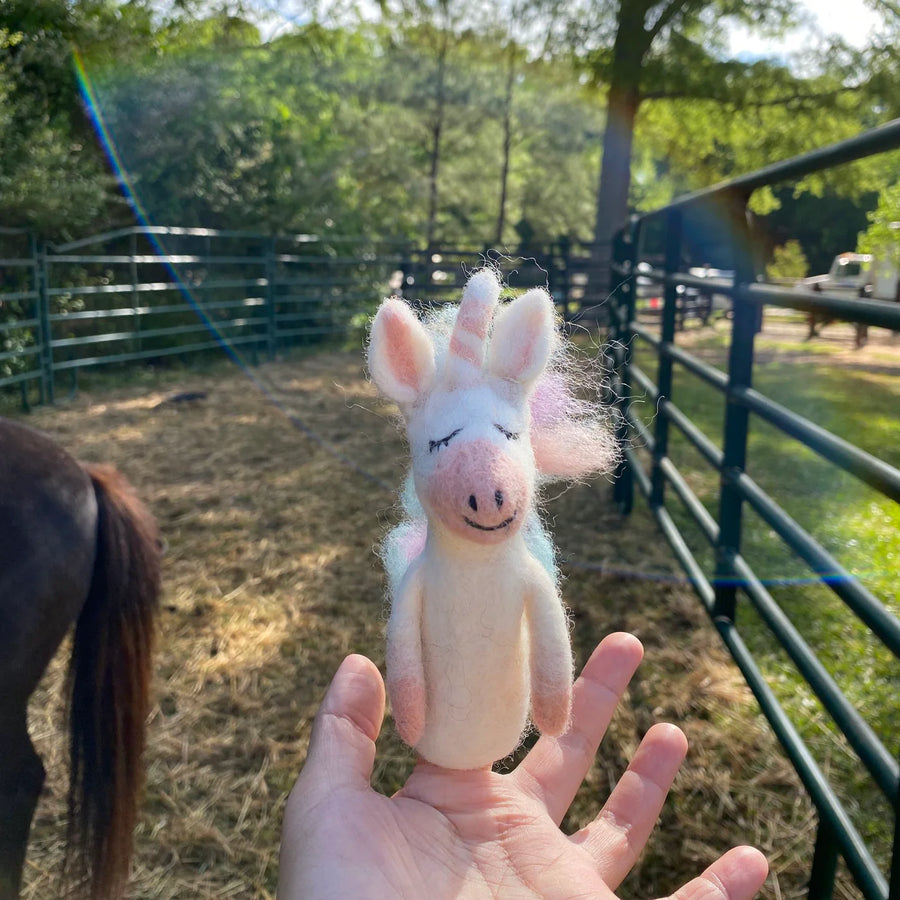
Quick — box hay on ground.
[19,349,817,899]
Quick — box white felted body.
[368,268,616,770]
[391,516,569,769]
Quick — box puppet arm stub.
[525,560,573,737]
[531,681,572,738]
[386,563,426,747]
[388,675,426,747]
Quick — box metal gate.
[608,119,900,899]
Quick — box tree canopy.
[858,183,900,261]
[1,0,898,270]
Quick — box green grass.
[630,323,900,877]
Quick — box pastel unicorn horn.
[444,269,501,388]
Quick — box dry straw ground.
[18,346,819,899]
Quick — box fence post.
[130,230,142,357]
[23,232,41,410]
[612,216,640,514]
[650,209,683,508]
[554,235,570,318]
[265,236,278,360]
[891,757,899,900]
[17,236,32,412]
[713,190,758,623]
[807,819,839,900]
[35,241,55,405]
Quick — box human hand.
[278,633,768,899]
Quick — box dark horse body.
[0,418,160,900]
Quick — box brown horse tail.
[64,464,161,900]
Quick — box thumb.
[298,653,386,795]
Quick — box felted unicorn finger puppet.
[368,267,616,770]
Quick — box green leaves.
[857,182,900,259]
[766,239,809,279]
[2,0,898,259]
[66,17,604,245]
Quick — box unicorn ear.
[488,288,556,387]
[368,298,436,406]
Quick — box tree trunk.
[495,43,516,246]
[590,1,651,298]
[593,80,641,253]
[425,28,449,249]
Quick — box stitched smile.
[463,513,516,531]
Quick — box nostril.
[494,490,503,509]
[468,495,478,512]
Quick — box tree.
[0,0,136,235]
[562,0,833,264]
[492,1,553,246]
[548,0,900,284]
[371,0,467,246]
[561,0,900,291]
[858,183,900,263]
[93,23,387,233]
[11,0,895,257]
[766,239,808,280]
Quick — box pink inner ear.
[384,304,425,392]
[497,299,553,384]
[509,306,542,379]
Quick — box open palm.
[278,633,768,899]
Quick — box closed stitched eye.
[495,424,519,440]
[429,428,462,453]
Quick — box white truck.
[804,252,872,296]
[804,252,899,346]
[864,254,900,302]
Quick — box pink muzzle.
[426,439,529,543]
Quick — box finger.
[295,653,386,796]
[512,632,643,824]
[569,722,688,888]
[666,846,769,900]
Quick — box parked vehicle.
[862,253,900,302]
[803,252,871,296]
[804,252,899,347]
[635,262,733,330]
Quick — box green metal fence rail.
[0,227,591,410]
[609,118,900,900]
